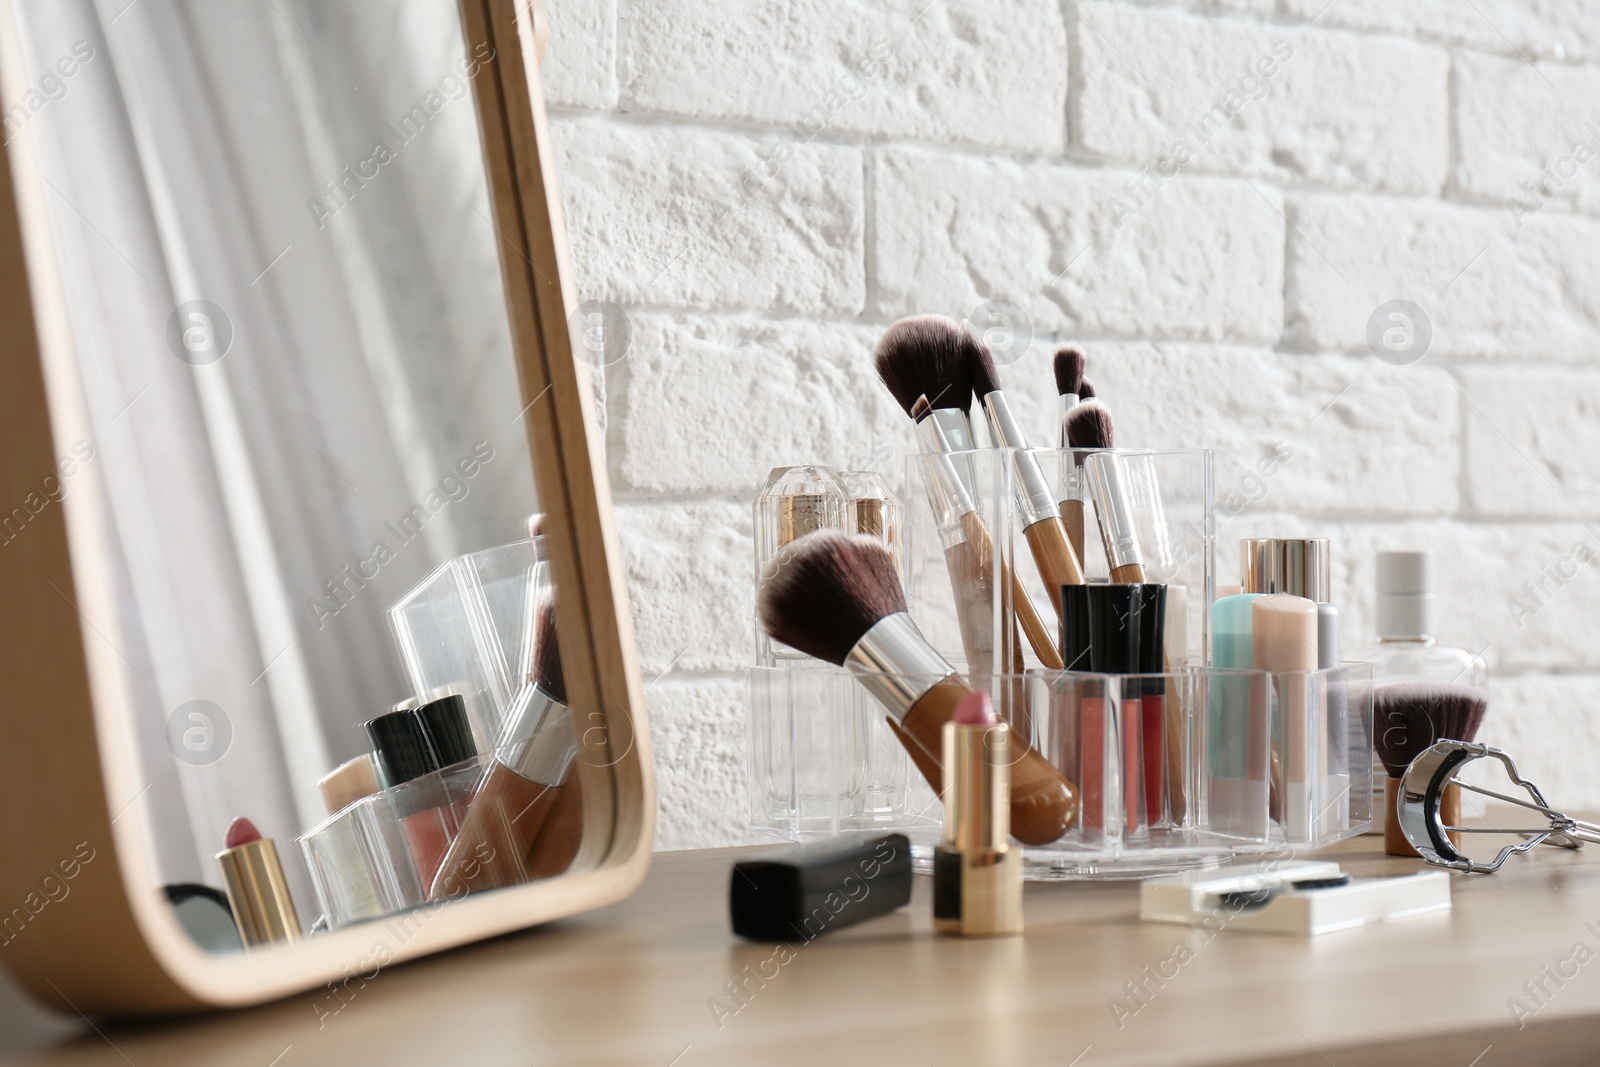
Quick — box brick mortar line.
[544,107,1600,231]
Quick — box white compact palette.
[1140,860,1451,936]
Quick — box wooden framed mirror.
[0,0,651,1013]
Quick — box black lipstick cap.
[730,833,912,941]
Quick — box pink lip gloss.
[365,706,460,888]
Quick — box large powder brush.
[1373,683,1488,857]
[758,530,1077,845]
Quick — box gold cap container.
[934,720,1022,937]
[837,469,904,568]
[216,838,301,948]
[1241,537,1331,603]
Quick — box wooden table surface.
[5,837,1600,1066]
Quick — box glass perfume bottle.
[1356,550,1486,834]
[838,469,905,575]
[1361,550,1486,687]
[753,465,849,663]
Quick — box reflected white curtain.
[14,0,535,894]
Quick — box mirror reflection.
[16,0,596,951]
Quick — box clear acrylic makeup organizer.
[744,448,1374,876]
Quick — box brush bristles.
[1372,683,1488,778]
[873,316,975,416]
[1065,399,1114,449]
[1079,379,1096,400]
[1053,347,1086,397]
[967,333,1002,398]
[758,530,907,666]
[533,594,567,705]
[910,395,932,423]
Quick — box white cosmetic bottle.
[1359,550,1487,833]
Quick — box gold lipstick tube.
[933,719,1023,937]
[216,838,301,948]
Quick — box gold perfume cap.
[777,494,830,546]
[854,496,885,538]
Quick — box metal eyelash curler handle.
[1397,740,1600,873]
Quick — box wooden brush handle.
[1024,515,1086,599]
[525,770,585,880]
[1060,498,1086,571]
[1384,778,1460,858]
[956,511,1062,670]
[888,677,1079,845]
[1110,562,1149,584]
[1008,569,1062,670]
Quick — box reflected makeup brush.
[759,530,1078,845]
[1066,400,1147,584]
[1054,347,1088,564]
[1374,684,1488,858]
[430,595,580,899]
[912,395,1062,673]
[968,332,1087,600]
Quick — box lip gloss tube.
[1088,584,1145,837]
[1136,584,1168,828]
[366,709,458,888]
[1060,585,1102,835]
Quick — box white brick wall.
[538,1,1600,846]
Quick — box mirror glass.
[14,0,602,953]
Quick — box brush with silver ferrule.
[758,531,1077,845]
[965,331,1087,599]
[1067,401,1147,584]
[1053,348,1089,564]
[429,595,581,899]
[876,316,981,494]
[1053,347,1086,449]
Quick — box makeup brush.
[1053,346,1086,448]
[1065,400,1147,584]
[966,330,1087,602]
[1374,683,1488,858]
[431,595,581,898]
[1055,356,1099,567]
[875,315,979,458]
[759,530,1077,845]
[911,395,1062,673]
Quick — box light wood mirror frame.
[0,0,652,1014]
